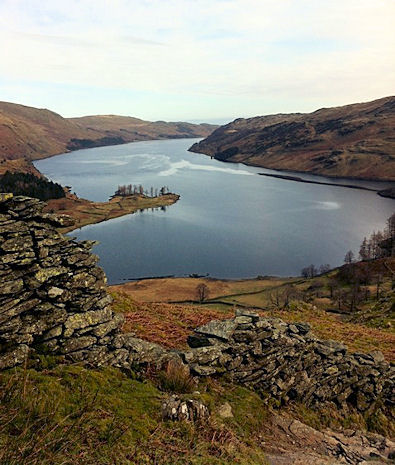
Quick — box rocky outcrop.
[0,193,173,370]
[182,310,394,412]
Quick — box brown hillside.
[70,114,216,145]
[0,102,91,160]
[0,101,217,162]
[189,96,395,181]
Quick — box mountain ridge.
[189,96,395,181]
[0,101,217,164]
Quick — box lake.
[35,138,395,284]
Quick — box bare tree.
[359,237,369,261]
[195,283,210,302]
[301,264,318,278]
[319,264,331,274]
[344,250,354,264]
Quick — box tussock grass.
[157,361,196,394]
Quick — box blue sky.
[0,0,394,122]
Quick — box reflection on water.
[35,138,395,284]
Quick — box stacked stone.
[0,194,170,370]
[183,309,394,412]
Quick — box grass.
[111,291,233,349]
[110,276,290,303]
[157,361,196,394]
[111,277,395,360]
[267,302,395,360]
[0,363,272,465]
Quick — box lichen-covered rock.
[162,395,209,422]
[182,312,394,413]
[0,195,171,373]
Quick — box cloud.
[0,0,394,118]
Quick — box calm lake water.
[35,138,395,284]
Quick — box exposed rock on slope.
[0,101,217,161]
[189,96,395,180]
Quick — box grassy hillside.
[0,101,90,161]
[1,357,393,464]
[190,96,395,180]
[0,364,272,465]
[112,258,395,361]
[71,115,216,145]
[0,101,217,163]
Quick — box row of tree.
[301,263,331,278]
[359,213,395,260]
[302,213,395,278]
[0,171,65,201]
[115,184,170,198]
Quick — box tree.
[319,264,331,274]
[195,283,209,302]
[344,250,354,264]
[359,237,369,261]
[301,264,317,278]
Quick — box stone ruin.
[0,193,393,414]
[0,193,172,370]
[183,313,394,412]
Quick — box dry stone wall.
[0,193,171,370]
[0,194,393,415]
[182,310,394,412]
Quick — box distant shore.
[258,172,395,198]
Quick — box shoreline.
[257,172,378,192]
[188,147,395,184]
[45,193,180,234]
[188,147,395,198]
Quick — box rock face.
[189,96,395,181]
[0,194,393,415]
[0,194,172,370]
[182,310,394,413]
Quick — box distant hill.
[0,101,217,162]
[189,96,395,181]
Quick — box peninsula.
[44,192,180,234]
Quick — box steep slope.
[0,101,217,162]
[189,96,395,181]
[0,101,91,160]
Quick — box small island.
[44,184,179,233]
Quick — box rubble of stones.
[182,310,394,412]
[0,194,394,416]
[0,194,171,371]
[162,395,209,422]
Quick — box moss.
[288,402,394,437]
[0,365,270,465]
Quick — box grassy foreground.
[1,360,393,465]
[0,363,271,465]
